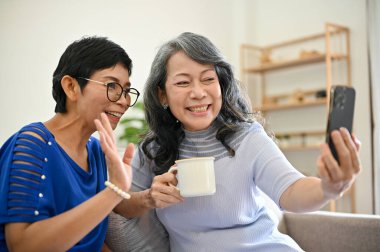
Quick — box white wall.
[0,0,373,213]
[0,0,244,143]
[243,0,372,214]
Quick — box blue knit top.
[133,121,305,251]
[0,122,108,252]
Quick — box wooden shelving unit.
[276,130,324,151]
[240,23,354,212]
[243,53,347,73]
[259,98,327,111]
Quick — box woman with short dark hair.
[0,36,138,251]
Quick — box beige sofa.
[278,211,380,252]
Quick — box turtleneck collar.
[182,119,222,139]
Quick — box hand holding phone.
[325,85,356,163]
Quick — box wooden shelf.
[276,130,325,137]
[241,23,353,212]
[257,98,327,111]
[243,53,347,73]
[280,144,321,152]
[277,130,324,152]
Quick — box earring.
[162,104,168,110]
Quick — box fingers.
[149,186,183,208]
[123,143,135,165]
[94,119,111,154]
[318,128,361,199]
[331,130,351,171]
[100,113,116,145]
[149,173,184,208]
[321,142,342,180]
[153,173,180,193]
[330,128,361,175]
[351,133,362,151]
[95,113,119,155]
[317,154,331,182]
[95,113,132,192]
[121,144,134,187]
[340,128,361,174]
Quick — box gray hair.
[141,32,261,174]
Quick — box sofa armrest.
[279,211,380,252]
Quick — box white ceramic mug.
[169,157,216,197]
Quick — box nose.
[189,82,207,99]
[116,92,131,108]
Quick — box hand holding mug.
[169,157,216,197]
[148,172,184,209]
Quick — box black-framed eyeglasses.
[77,77,140,107]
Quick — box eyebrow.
[173,67,216,77]
[103,76,131,88]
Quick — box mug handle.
[168,166,180,191]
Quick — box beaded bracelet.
[105,181,131,199]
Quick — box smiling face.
[78,63,131,130]
[160,51,222,131]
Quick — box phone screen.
[325,85,356,163]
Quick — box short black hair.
[52,36,132,112]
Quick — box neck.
[44,113,93,153]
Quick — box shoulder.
[245,121,265,134]
[232,121,267,142]
[233,121,276,152]
[0,122,55,222]
[1,122,50,155]
[244,122,270,139]
[18,122,51,141]
[8,122,53,159]
[133,142,157,167]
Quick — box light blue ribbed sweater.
[132,121,305,252]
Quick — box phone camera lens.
[335,93,346,110]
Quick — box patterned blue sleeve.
[0,123,51,224]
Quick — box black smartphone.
[326,85,356,163]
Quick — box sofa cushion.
[279,211,380,252]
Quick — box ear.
[61,75,81,102]
[158,87,167,105]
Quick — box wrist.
[107,176,129,191]
[105,181,131,200]
[144,188,155,209]
[105,187,124,204]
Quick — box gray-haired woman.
[109,32,361,251]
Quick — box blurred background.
[0,0,378,215]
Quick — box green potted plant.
[118,101,148,145]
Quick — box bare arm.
[6,189,122,252]
[115,172,184,218]
[280,128,361,212]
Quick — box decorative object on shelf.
[299,49,322,59]
[260,88,328,110]
[290,89,305,104]
[315,89,327,98]
[260,50,272,64]
[276,131,325,151]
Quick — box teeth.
[106,111,123,118]
[189,105,208,112]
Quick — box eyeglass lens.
[106,82,139,106]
